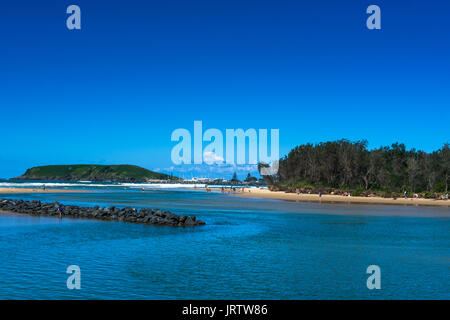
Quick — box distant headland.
[12,164,175,183]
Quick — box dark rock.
[0,198,205,227]
[184,217,195,226]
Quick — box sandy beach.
[1,186,448,207]
[234,188,450,207]
[0,188,88,194]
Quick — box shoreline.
[0,187,89,194]
[233,188,450,207]
[1,186,448,208]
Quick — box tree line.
[267,140,449,195]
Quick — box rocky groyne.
[0,198,205,227]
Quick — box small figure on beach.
[57,206,63,219]
[404,191,408,199]
[296,188,300,196]
[42,184,46,191]
[318,191,322,198]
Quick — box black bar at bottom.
[0,300,447,318]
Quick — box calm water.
[0,187,449,299]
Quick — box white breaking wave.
[0,181,207,189]
[0,182,105,188]
[0,181,263,190]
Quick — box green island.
[13,164,175,183]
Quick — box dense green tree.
[274,140,449,194]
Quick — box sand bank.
[234,188,449,207]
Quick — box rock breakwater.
[0,198,205,227]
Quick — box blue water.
[0,188,449,299]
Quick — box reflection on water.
[0,189,449,299]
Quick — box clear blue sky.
[1,0,449,179]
